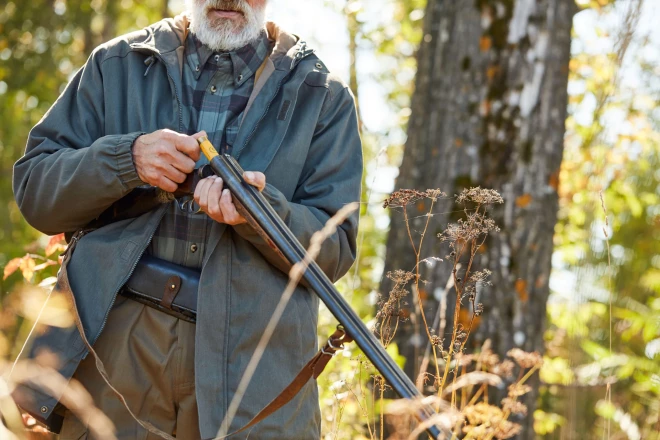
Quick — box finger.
[220,188,242,224]
[207,177,224,218]
[193,175,206,202]
[164,165,187,184]
[171,132,201,162]
[156,176,178,193]
[195,177,214,211]
[243,171,266,192]
[171,152,196,174]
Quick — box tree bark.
[380,0,577,436]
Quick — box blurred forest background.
[1,0,659,439]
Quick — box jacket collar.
[129,13,313,72]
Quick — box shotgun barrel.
[198,137,448,439]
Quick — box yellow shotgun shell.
[197,135,219,160]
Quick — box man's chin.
[206,11,247,31]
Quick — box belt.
[120,254,200,323]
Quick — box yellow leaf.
[516,193,533,208]
[20,257,36,282]
[3,257,23,280]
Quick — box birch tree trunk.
[381,0,577,436]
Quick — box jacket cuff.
[116,132,145,189]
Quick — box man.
[12,0,362,438]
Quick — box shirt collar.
[186,30,273,86]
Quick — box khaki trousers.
[58,295,200,440]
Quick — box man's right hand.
[132,129,205,193]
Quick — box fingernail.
[245,171,254,180]
[223,189,230,196]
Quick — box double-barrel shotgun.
[197,136,448,439]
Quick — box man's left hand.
[193,171,266,225]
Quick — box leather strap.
[58,231,176,440]
[161,275,181,310]
[220,326,353,437]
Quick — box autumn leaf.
[3,257,23,280]
[45,233,66,257]
[479,36,492,52]
[20,256,36,282]
[515,279,529,302]
[516,194,533,208]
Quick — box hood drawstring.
[144,55,156,77]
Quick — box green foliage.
[543,2,660,438]
[0,0,170,295]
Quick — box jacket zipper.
[93,207,168,345]
[92,48,182,341]
[159,54,184,133]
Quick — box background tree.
[381,0,576,436]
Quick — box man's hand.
[132,129,204,193]
[194,172,266,225]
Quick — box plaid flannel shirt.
[147,30,273,268]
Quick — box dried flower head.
[438,213,500,243]
[462,403,522,439]
[501,397,528,416]
[383,188,447,208]
[386,269,415,284]
[507,383,532,398]
[456,187,504,205]
[507,348,543,369]
[468,269,493,285]
[479,350,500,368]
[491,360,515,377]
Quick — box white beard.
[187,0,266,51]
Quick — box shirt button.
[210,85,217,94]
[40,406,48,413]
[190,243,198,253]
[214,54,220,62]
[195,64,200,72]
[237,74,243,82]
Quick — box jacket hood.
[131,12,313,71]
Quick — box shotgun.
[197,136,448,439]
